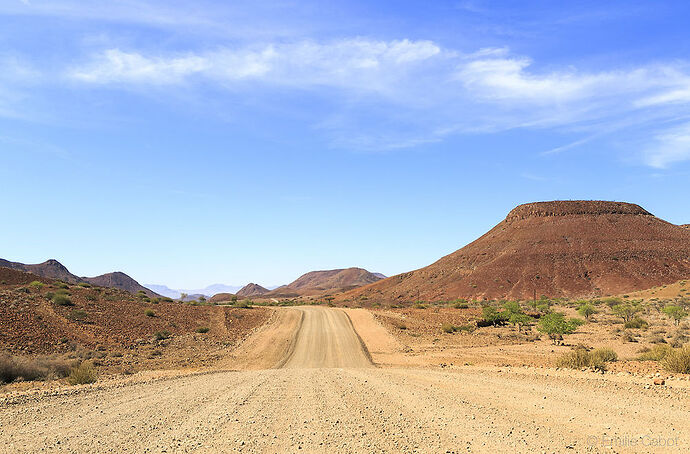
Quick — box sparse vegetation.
[233,300,252,308]
[638,344,674,361]
[196,326,210,333]
[661,346,690,373]
[504,301,534,332]
[67,309,88,321]
[662,305,688,325]
[577,302,597,320]
[153,330,171,341]
[441,322,475,334]
[480,306,507,326]
[591,347,618,363]
[52,294,73,306]
[538,312,584,343]
[612,302,642,323]
[67,361,97,385]
[556,347,609,371]
[624,317,648,330]
[28,280,45,290]
[0,354,72,383]
[144,309,156,317]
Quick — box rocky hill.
[343,201,690,302]
[0,258,158,297]
[267,268,385,297]
[236,283,270,297]
[0,258,81,284]
[83,272,157,298]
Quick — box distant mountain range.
[0,258,158,297]
[144,283,244,299]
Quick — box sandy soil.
[1,306,689,453]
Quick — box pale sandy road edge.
[272,309,305,369]
[339,308,376,366]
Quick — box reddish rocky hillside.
[236,283,269,297]
[0,258,158,297]
[344,201,690,302]
[0,268,268,355]
[268,267,384,297]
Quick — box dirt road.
[1,307,688,453]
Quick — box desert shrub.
[77,282,91,288]
[233,300,252,308]
[414,302,427,309]
[591,347,618,363]
[195,326,210,333]
[52,294,73,306]
[456,324,475,333]
[55,282,70,289]
[162,297,174,303]
[85,293,97,301]
[28,280,45,290]
[662,305,688,325]
[555,347,606,371]
[153,330,171,341]
[624,317,649,330]
[648,334,667,344]
[144,309,156,317]
[638,344,673,361]
[662,346,690,373]
[67,310,87,321]
[538,312,584,343]
[503,301,534,332]
[480,306,507,326]
[0,354,72,383]
[67,361,97,385]
[441,323,456,333]
[577,302,597,320]
[612,302,642,322]
[454,302,469,309]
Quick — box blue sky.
[1,0,690,288]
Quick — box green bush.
[67,361,97,385]
[481,306,507,326]
[67,310,87,321]
[77,282,91,288]
[144,309,156,317]
[195,326,210,333]
[577,302,597,320]
[441,323,455,333]
[233,300,252,309]
[28,280,45,290]
[153,330,171,341]
[538,312,584,343]
[52,294,73,306]
[662,346,690,373]
[624,317,648,330]
[662,305,688,325]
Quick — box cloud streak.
[5,34,690,165]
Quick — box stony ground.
[1,306,688,453]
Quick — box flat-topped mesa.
[505,200,653,223]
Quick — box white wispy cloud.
[62,42,690,159]
[644,122,690,168]
[69,39,442,95]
